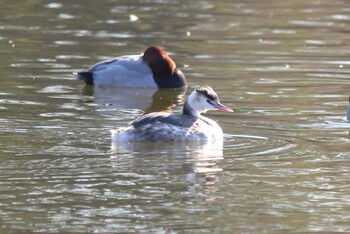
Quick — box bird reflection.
[111,140,223,158]
[81,86,186,113]
[110,140,224,184]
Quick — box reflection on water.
[82,86,187,114]
[1,0,350,233]
[111,140,224,174]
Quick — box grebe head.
[183,86,233,117]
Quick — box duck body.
[111,86,233,143]
[75,46,186,88]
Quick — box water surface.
[1,0,350,233]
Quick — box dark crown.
[195,86,219,102]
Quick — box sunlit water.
[1,0,350,233]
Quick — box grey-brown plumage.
[111,86,233,142]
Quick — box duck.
[74,46,187,88]
[111,86,233,142]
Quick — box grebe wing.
[131,112,197,128]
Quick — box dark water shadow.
[81,85,187,113]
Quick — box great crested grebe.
[111,86,233,142]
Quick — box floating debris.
[129,14,139,22]
[9,40,15,48]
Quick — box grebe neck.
[182,93,202,117]
[183,102,199,117]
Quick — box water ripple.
[1,0,350,233]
